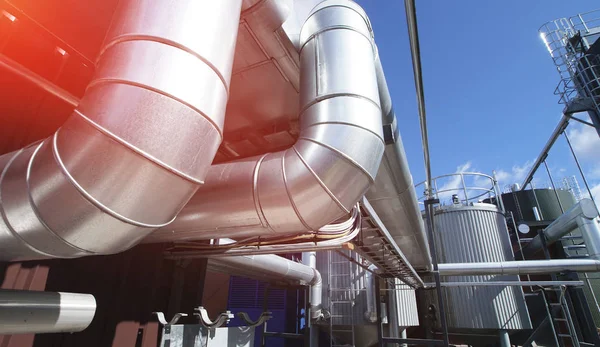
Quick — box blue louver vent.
[228,276,286,309]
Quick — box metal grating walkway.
[353,198,424,288]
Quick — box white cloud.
[494,160,535,190]
[567,123,600,161]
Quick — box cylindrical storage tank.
[500,188,576,222]
[426,203,532,330]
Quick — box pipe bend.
[148,0,384,241]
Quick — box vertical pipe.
[424,199,450,347]
[404,0,432,198]
[530,182,546,220]
[499,330,511,347]
[375,277,384,347]
[388,280,400,345]
[399,329,408,347]
[544,160,565,213]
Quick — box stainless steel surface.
[404,0,432,197]
[0,289,96,334]
[365,53,431,271]
[159,326,255,347]
[357,198,425,287]
[0,0,241,260]
[429,203,531,330]
[207,247,322,319]
[526,199,599,256]
[438,259,600,275]
[148,0,384,243]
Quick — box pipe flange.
[153,312,188,326]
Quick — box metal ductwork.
[438,259,600,276]
[364,54,432,270]
[0,0,242,260]
[526,198,600,258]
[364,264,378,323]
[147,0,385,242]
[208,246,322,319]
[0,290,96,334]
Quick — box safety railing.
[415,172,503,209]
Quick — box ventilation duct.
[147,0,385,242]
[525,198,600,258]
[0,0,242,261]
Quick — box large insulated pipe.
[365,53,432,270]
[0,290,96,334]
[207,250,323,319]
[0,0,241,260]
[438,259,600,276]
[146,0,385,243]
[526,199,600,258]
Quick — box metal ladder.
[543,285,581,347]
[328,250,356,347]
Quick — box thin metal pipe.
[564,131,600,215]
[423,199,450,347]
[530,182,545,220]
[0,55,79,107]
[404,0,432,197]
[499,330,511,347]
[0,289,96,334]
[425,281,584,287]
[521,115,569,189]
[544,160,565,213]
[437,259,600,276]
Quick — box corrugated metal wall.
[394,278,419,327]
[0,245,210,347]
[428,204,532,330]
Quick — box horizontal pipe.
[438,259,600,276]
[207,242,322,320]
[425,280,585,287]
[0,289,96,334]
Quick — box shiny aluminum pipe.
[0,0,242,260]
[365,53,432,270]
[0,289,96,334]
[208,249,323,320]
[526,199,600,258]
[438,259,600,276]
[147,0,384,243]
[364,264,378,323]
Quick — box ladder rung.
[331,329,354,332]
[554,318,568,322]
[563,244,587,249]
[558,334,573,338]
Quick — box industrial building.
[0,0,600,346]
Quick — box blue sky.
[354,0,600,204]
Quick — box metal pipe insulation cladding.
[147,0,385,243]
[0,0,242,260]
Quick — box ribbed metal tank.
[427,203,532,330]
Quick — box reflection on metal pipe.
[146,0,385,243]
[499,330,511,347]
[0,289,96,334]
[207,245,322,320]
[365,53,431,270]
[438,259,600,276]
[0,0,241,261]
[526,199,599,256]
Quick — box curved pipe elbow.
[148,0,385,242]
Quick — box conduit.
[526,198,600,258]
[207,241,323,319]
[0,0,242,260]
[438,259,600,276]
[146,0,385,243]
[0,289,96,334]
